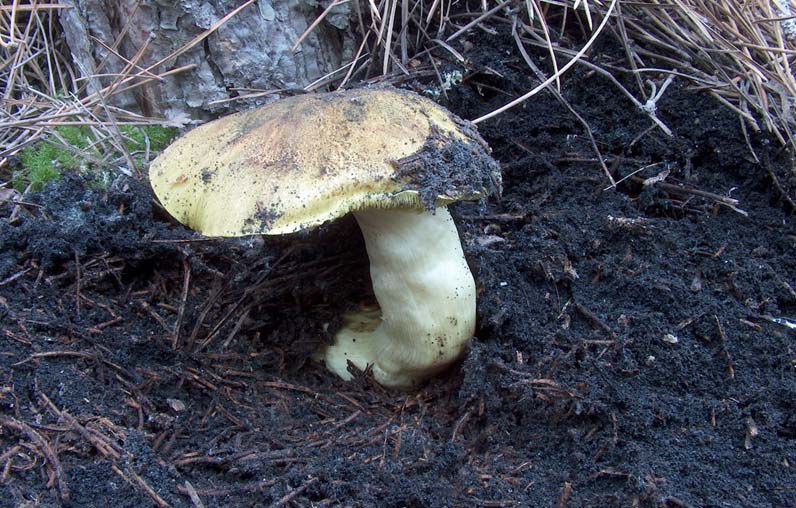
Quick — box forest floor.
[1,33,795,508]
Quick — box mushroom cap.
[149,87,500,236]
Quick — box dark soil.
[2,33,795,508]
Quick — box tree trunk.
[59,0,352,122]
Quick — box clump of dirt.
[0,175,156,277]
[1,34,795,508]
[393,121,502,209]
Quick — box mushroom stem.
[320,206,476,388]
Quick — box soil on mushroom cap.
[391,120,501,209]
[1,36,795,508]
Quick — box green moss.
[57,125,92,149]
[13,124,177,191]
[120,125,178,152]
[16,140,70,191]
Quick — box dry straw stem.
[5,1,793,184]
[610,0,796,148]
[0,2,151,173]
[0,1,254,176]
[292,0,608,111]
[473,0,619,124]
[297,0,796,150]
[0,415,70,501]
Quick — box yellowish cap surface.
[149,87,498,236]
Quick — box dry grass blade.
[474,0,619,124]
[511,19,614,185]
[293,0,352,52]
[0,0,256,181]
[1,3,151,175]
[78,0,257,109]
[291,0,601,99]
[613,0,796,148]
[289,0,796,162]
[0,415,70,501]
[527,0,563,91]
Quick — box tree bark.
[59,0,352,122]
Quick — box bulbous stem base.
[318,207,476,389]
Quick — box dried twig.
[181,481,206,508]
[630,175,749,216]
[714,315,735,380]
[450,407,473,442]
[613,0,796,148]
[173,258,191,350]
[762,149,796,211]
[558,481,573,508]
[268,476,319,508]
[0,415,70,501]
[511,20,614,186]
[575,303,616,336]
[40,394,122,460]
[111,464,171,508]
[474,0,619,124]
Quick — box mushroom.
[149,87,500,388]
